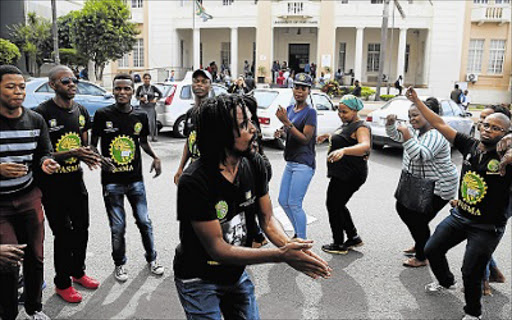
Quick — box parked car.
[367,96,475,149]
[253,88,340,149]
[155,81,228,137]
[24,77,117,117]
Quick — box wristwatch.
[286,122,294,130]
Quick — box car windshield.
[254,91,279,109]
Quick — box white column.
[230,27,238,78]
[423,29,431,86]
[354,27,364,82]
[193,28,200,70]
[396,28,407,80]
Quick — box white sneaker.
[149,261,164,275]
[425,281,458,293]
[114,265,128,282]
[462,314,481,320]
[30,311,51,320]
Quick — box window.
[371,0,384,3]
[340,0,349,3]
[404,45,410,73]
[131,0,143,8]
[367,43,380,72]
[467,39,484,73]
[133,38,144,68]
[36,83,54,93]
[223,0,234,5]
[118,53,130,68]
[441,101,454,117]
[313,94,333,111]
[495,0,511,4]
[488,40,506,74]
[473,0,488,4]
[221,42,231,67]
[180,85,192,100]
[338,43,346,72]
[180,40,184,67]
[77,83,105,96]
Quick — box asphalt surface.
[29,130,510,320]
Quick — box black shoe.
[343,236,363,249]
[321,243,348,255]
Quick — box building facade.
[108,0,510,104]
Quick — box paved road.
[35,131,510,320]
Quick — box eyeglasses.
[480,122,507,133]
[59,77,79,85]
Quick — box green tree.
[71,0,138,80]
[56,13,88,71]
[8,12,53,76]
[0,38,21,65]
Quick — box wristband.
[286,123,294,130]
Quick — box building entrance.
[289,44,310,73]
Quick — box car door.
[76,82,112,116]
[312,93,339,135]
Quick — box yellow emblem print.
[461,171,487,205]
[134,122,142,135]
[79,115,86,128]
[215,201,229,220]
[109,135,136,165]
[56,132,81,164]
[487,159,499,173]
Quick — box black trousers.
[425,213,504,317]
[41,176,89,289]
[326,177,365,245]
[395,195,448,261]
[0,187,44,319]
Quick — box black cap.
[192,69,213,82]
[294,73,312,87]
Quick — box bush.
[0,38,21,65]
[321,80,351,97]
[380,94,395,101]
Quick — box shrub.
[380,94,395,101]
[0,38,21,65]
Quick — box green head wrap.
[340,94,364,112]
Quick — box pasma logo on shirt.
[461,171,487,206]
[134,122,142,135]
[79,115,86,128]
[56,132,81,164]
[215,200,228,220]
[109,135,135,166]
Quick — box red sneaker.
[56,287,82,303]
[72,275,100,289]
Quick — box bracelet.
[286,123,294,130]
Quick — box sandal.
[403,257,428,268]
[403,246,416,257]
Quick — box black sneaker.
[343,236,363,249]
[321,243,348,255]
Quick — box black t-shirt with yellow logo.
[174,154,268,284]
[34,99,91,178]
[92,104,149,185]
[454,133,512,226]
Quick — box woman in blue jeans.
[275,73,317,239]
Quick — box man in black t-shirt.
[406,87,512,320]
[173,69,212,185]
[0,65,59,320]
[91,74,164,282]
[174,95,331,319]
[35,65,103,303]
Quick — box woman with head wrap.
[317,95,371,254]
[385,97,458,267]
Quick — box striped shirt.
[386,123,458,200]
[0,108,52,196]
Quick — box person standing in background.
[135,74,162,142]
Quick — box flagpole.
[192,0,196,69]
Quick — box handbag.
[394,161,435,214]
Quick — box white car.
[253,88,341,148]
[155,74,228,137]
[367,96,475,149]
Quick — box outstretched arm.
[405,87,457,144]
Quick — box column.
[230,27,238,78]
[193,27,200,69]
[396,28,407,80]
[423,29,431,86]
[354,27,364,82]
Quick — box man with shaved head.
[406,87,512,320]
[34,65,101,303]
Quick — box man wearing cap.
[173,69,213,185]
[275,73,317,239]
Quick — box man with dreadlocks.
[173,95,331,319]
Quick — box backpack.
[394,80,400,88]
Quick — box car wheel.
[173,116,186,138]
[274,137,286,150]
[469,125,476,138]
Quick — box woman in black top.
[135,73,162,142]
[317,94,371,255]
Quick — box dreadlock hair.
[194,94,249,171]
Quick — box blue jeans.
[278,162,315,239]
[174,271,260,320]
[103,181,157,266]
[424,213,505,317]
[484,257,497,280]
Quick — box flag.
[195,0,213,22]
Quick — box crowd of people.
[1,63,511,320]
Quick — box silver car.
[368,96,475,149]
